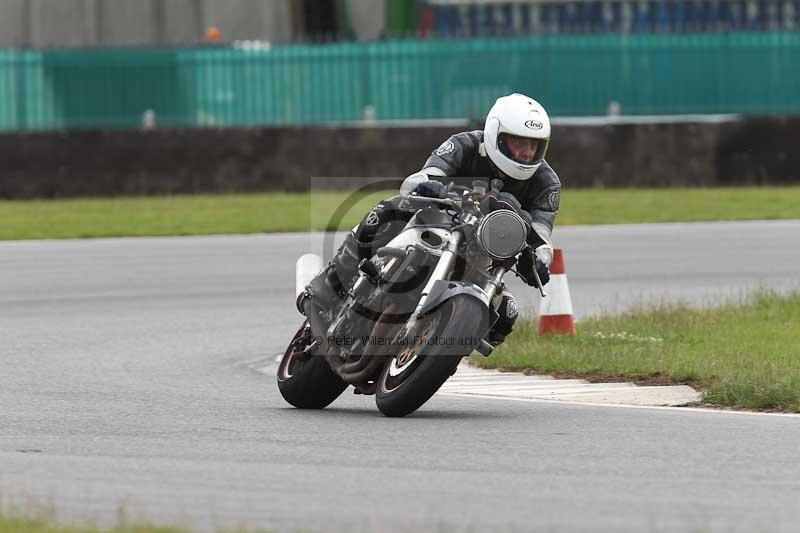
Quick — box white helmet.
[483,93,551,181]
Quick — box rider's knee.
[487,291,519,346]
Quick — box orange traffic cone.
[537,248,576,335]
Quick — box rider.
[307,93,561,346]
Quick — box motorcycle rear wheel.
[277,322,348,409]
[375,295,485,417]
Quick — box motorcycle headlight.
[476,210,528,260]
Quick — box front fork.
[414,231,511,314]
[412,232,462,318]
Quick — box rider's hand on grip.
[517,248,550,287]
[413,180,448,199]
[536,258,550,287]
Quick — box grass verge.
[1,186,799,240]
[0,192,389,240]
[0,516,184,533]
[0,515,278,533]
[469,291,800,412]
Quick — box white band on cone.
[539,274,573,316]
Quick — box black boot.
[301,233,366,312]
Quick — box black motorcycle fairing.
[403,206,453,229]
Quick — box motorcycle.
[277,179,547,417]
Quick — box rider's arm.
[524,162,561,268]
[420,131,480,178]
[401,131,479,197]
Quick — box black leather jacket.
[420,130,561,246]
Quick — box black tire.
[277,322,348,409]
[375,296,487,417]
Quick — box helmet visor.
[498,133,544,165]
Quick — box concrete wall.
[161,0,206,45]
[0,0,293,48]
[0,0,28,47]
[1,117,798,199]
[28,0,99,48]
[97,0,160,46]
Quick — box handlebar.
[405,195,462,208]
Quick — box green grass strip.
[0,192,389,240]
[0,516,184,533]
[555,185,800,225]
[0,186,799,240]
[470,291,800,412]
[0,515,280,533]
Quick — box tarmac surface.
[2,220,800,532]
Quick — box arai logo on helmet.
[524,120,543,130]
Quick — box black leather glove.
[413,180,448,199]
[536,258,550,287]
[517,248,550,287]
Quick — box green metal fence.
[1,32,799,131]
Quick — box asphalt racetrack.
[2,220,800,532]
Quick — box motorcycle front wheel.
[375,295,486,417]
[277,322,348,409]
